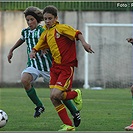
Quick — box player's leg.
[62,86,82,126]
[61,89,82,127]
[60,66,82,111]
[63,89,82,111]
[63,100,81,127]
[61,77,81,127]
[125,85,133,131]
[21,67,44,118]
[49,66,82,130]
[41,70,81,127]
[50,88,75,131]
[49,67,76,131]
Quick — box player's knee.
[50,94,58,101]
[50,92,62,103]
[21,78,30,86]
[21,73,32,86]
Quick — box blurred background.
[0,1,133,89]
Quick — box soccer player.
[7,6,81,125]
[30,5,94,131]
[7,6,51,118]
[125,38,133,131]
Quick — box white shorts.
[21,66,50,83]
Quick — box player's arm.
[78,33,94,53]
[7,38,24,63]
[59,24,94,53]
[126,38,133,45]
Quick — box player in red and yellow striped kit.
[30,5,94,131]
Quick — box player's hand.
[41,49,49,55]
[29,50,36,59]
[83,43,94,53]
[126,38,133,43]
[7,51,13,63]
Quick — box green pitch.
[0,88,132,131]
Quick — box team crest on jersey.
[56,33,60,38]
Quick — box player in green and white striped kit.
[7,6,81,127]
[7,6,51,117]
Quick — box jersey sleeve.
[20,29,26,41]
[56,24,82,40]
[33,31,49,51]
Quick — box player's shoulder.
[56,23,73,29]
[56,23,68,30]
[21,27,30,32]
[56,23,75,33]
[56,23,68,27]
[37,25,43,29]
[37,25,45,32]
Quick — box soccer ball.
[0,110,8,128]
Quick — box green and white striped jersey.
[21,25,52,72]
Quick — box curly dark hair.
[24,6,44,23]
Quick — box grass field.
[0,88,132,132]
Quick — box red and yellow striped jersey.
[33,21,82,67]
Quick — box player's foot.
[125,123,133,131]
[73,111,81,127]
[34,106,45,118]
[73,89,82,111]
[58,124,75,131]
